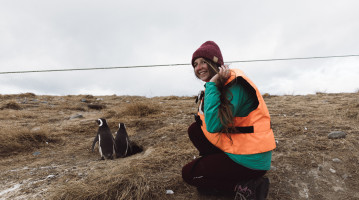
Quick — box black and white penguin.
[92,118,115,160]
[114,123,131,158]
[114,123,143,158]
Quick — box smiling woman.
[182,41,276,199]
[193,58,214,82]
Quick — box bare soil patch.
[0,92,358,199]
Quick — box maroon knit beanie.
[191,41,224,67]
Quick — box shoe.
[255,177,269,200]
[234,177,270,200]
[234,179,256,200]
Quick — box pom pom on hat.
[191,41,224,67]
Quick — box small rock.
[33,152,40,156]
[329,168,336,173]
[81,99,87,102]
[333,186,344,192]
[22,98,28,104]
[270,166,277,171]
[332,158,341,163]
[31,127,41,132]
[328,131,346,139]
[47,175,55,179]
[96,98,103,101]
[166,190,174,195]
[70,114,84,119]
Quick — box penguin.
[92,118,115,160]
[114,122,143,158]
[114,123,131,158]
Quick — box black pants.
[182,122,267,192]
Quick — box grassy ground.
[0,92,358,199]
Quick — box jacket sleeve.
[203,82,224,133]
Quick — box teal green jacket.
[204,82,272,170]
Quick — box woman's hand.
[209,65,231,84]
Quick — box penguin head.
[119,123,126,130]
[115,123,126,136]
[97,118,107,127]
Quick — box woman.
[182,41,276,200]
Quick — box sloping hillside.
[0,92,358,199]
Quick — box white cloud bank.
[1,0,359,97]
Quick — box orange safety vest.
[197,69,276,155]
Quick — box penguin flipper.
[126,138,133,156]
[91,134,99,152]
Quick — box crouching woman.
[182,41,276,200]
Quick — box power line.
[1,54,359,75]
[227,54,359,63]
[0,63,189,75]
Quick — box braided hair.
[203,59,235,140]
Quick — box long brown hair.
[203,59,235,137]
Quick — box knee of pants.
[187,122,197,134]
[188,122,202,139]
[181,162,195,185]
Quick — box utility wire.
[0,63,189,75]
[1,54,359,75]
[226,54,359,63]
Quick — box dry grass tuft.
[163,96,181,100]
[51,170,156,200]
[123,102,160,117]
[1,101,22,110]
[345,104,359,120]
[18,92,36,98]
[0,126,60,157]
[262,93,271,98]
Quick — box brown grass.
[18,92,37,98]
[0,126,60,157]
[0,93,358,200]
[1,101,22,110]
[123,102,161,117]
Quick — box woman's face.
[193,58,213,82]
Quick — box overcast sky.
[1,0,359,97]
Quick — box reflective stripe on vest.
[198,69,276,155]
